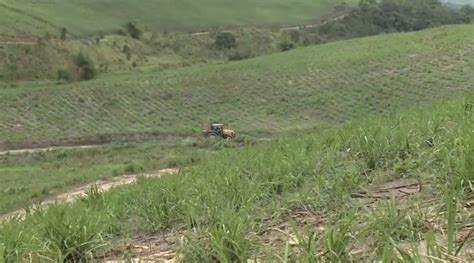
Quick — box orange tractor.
[203,124,236,139]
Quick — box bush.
[73,52,96,81]
[60,27,67,42]
[279,41,295,52]
[125,22,142,39]
[228,50,253,61]
[116,29,126,36]
[57,68,72,82]
[286,29,300,43]
[215,32,236,49]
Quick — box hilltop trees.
[311,0,472,41]
[461,4,474,18]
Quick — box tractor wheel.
[207,131,219,138]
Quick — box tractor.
[203,124,236,139]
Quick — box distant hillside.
[0,0,355,35]
[1,24,473,148]
[441,0,474,6]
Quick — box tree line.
[313,0,474,41]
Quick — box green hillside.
[2,91,473,261]
[1,24,474,148]
[0,0,355,35]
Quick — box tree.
[122,45,132,60]
[122,44,130,54]
[460,5,474,20]
[359,0,377,12]
[125,22,142,39]
[73,52,96,81]
[215,32,236,49]
[334,2,349,13]
[60,28,67,43]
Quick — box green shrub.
[57,68,72,82]
[124,161,144,174]
[73,52,97,81]
[228,50,253,61]
[60,27,67,42]
[125,22,142,39]
[279,41,295,52]
[286,29,300,43]
[215,32,236,49]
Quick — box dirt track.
[0,168,178,221]
[190,13,348,36]
[0,145,101,156]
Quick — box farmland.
[2,91,473,261]
[1,24,474,148]
[0,0,356,35]
[1,1,474,261]
[0,22,473,247]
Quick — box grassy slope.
[1,24,474,147]
[0,139,218,214]
[2,92,473,261]
[0,0,355,35]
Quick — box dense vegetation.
[302,0,474,43]
[1,93,473,261]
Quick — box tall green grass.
[1,94,473,261]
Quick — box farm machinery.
[203,124,236,139]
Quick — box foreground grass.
[0,0,355,35]
[1,24,474,147]
[1,94,473,261]
[0,137,248,214]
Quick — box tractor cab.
[210,124,224,132]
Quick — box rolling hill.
[0,0,355,35]
[2,85,473,262]
[1,24,473,149]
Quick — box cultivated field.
[1,4,474,260]
[1,24,474,148]
[0,0,355,35]
[2,92,473,261]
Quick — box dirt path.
[0,145,103,156]
[0,168,178,221]
[191,13,349,36]
[0,41,35,45]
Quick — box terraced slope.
[0,0,355,35]
[1,24,474,147]
[2,91,473,262]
